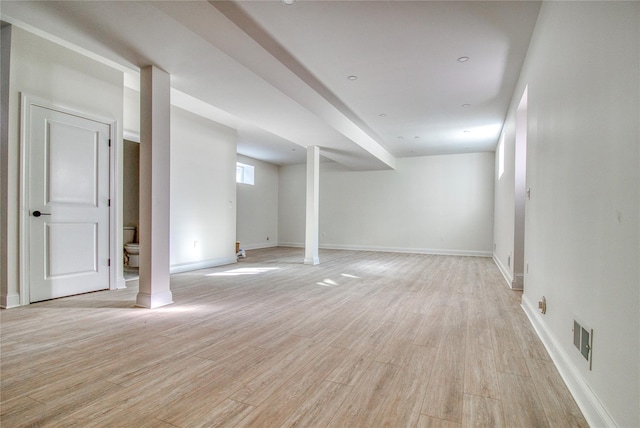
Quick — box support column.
[304,145,320,265]
[136,66,173,308]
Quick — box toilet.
[123,226,140,267]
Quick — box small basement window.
[236,162,255,185]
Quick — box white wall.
[170,106,237,272]
[493,89,528,290]
[0,25,13,308]
[123,86,140,140]
[496,2,639,426]
[123,139,139,229]
[278,162,307,247]
[236,154,279,250]
[493,131,516,284]
[0,26,124,307]
[279,153,494,256]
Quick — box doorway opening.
[123,139,140,283]
[513,87,528,290]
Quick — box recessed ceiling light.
[463,130,470,134]
[347,75,358,80]
[282,0,295,5]
[462,104,471,108]
[457,56,470,63]
[379,113,387,117]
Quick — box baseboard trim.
[492,253,513,287]
[521,297,617,428]
[1,293,21,309]
[239,243,279,251]
[279,242,491,257]
[278,242,303,249]
[512,273,524,290]
[170,256,237,274]
[124,278,139,288]
[116,278,127,290]
[304,257,320,265]
[135,290,173,309]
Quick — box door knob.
[32,210,51,217]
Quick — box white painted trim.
[278,242,304,248]
[279,242,491,258]
[239,243,279,251]
[492,253,513,287]
[19,94,118,306]
[135,290,173,309]
[170,256,237,274]
[123,130,140,143]
[0,293,21,309]
[19,94,33,306]
[124,278,139,288]
[512,273,524,290]
[521,297,617,428]
[116,278,127,290]
[108,116,119,292]
[322,244,492,257]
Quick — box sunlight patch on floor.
[206,267,280,277]
[341,273,360,279]
[317,278,339,287]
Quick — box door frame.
[19,93,119,305]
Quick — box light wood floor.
[1,247,587,427]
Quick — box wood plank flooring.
[0,247,588,427]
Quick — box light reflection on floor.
[206,267,280,276]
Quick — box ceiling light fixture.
[347,75,358,80]
[457,56,470,63]
[462,104,471,108]
[379,113,387,117]
[282,0,295,5]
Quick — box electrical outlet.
[538,296,546,314]
[266,236,270,241]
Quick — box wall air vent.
[573,319,593,370]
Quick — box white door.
[28,105,110,303]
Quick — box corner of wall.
[492,253,513,287]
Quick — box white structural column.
[304,145,320,265]
[136,66,173,308]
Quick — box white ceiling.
[1,0,541,170]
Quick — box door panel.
[29,105,110,303]
[46,223,98,278]
[47,120,99,207]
